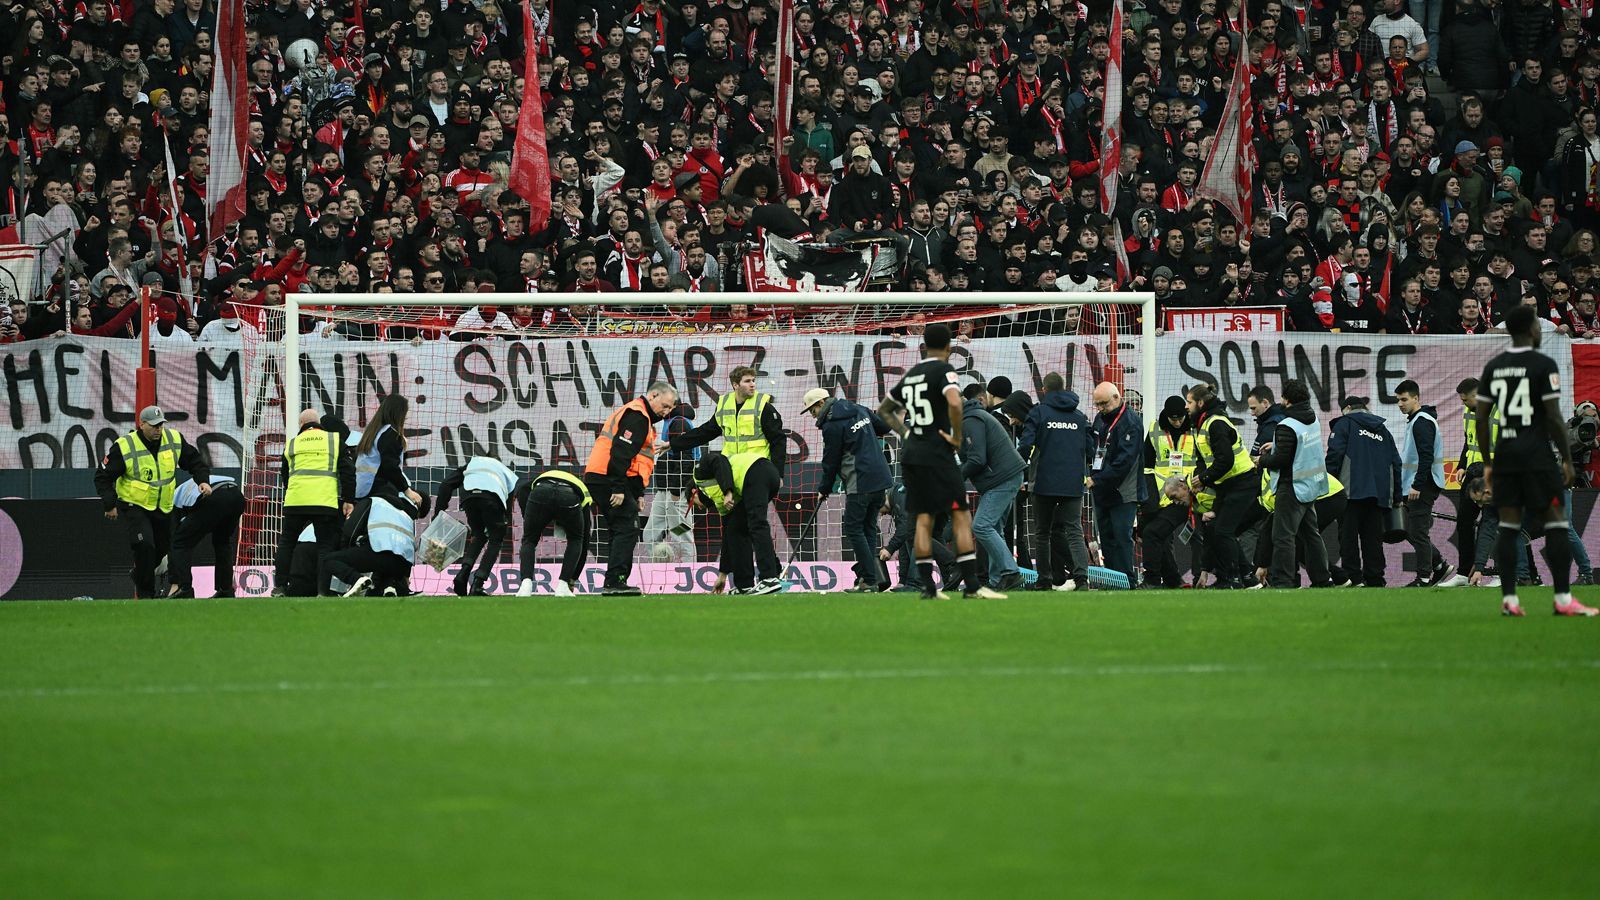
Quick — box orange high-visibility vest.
[585,397,657,483]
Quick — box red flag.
[1099,0,1123,218]
[352,0,364,31]
[1195,0,1255,228]
[510,0,552,231]
[161,125,195,305]
[1377,253,1392,314]
[773,0,797,182]
[205,0,248,241]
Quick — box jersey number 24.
[1489,379,1534,428]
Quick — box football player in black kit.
[1475,305,1597,617]
[878,324,1007,600]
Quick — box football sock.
[916,558,935,593]
[957,552,979,592]
[1544,520,1573,595]
[1504,594,1522,610]
[1496,522,1522,599]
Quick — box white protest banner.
[0,332,1573,477]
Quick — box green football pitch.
[3,589,1597,899]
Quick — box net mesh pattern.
[232,295,1151,593]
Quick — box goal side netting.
[231,291,1156,595]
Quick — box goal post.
[240,290,1155,594]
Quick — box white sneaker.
[516,579,535,597]
[751,578,787,595]
[964,586,1008,599]
[342,574,373,598]
[552,580,574,597]
[1437,573,1471,588]
[1481,575,1501,588]
[1245,582,1264,590]
[1052,581,1077,592]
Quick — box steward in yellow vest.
[272,408,356,596]
[1186,385,1258,589]
[690,449,787,595]
[94,405,213,598]
[1451,378,1497,576]
[1140,396,1198,588]
[512,470,595,597]
[671,366,787,477]
[1456,379,1497,481]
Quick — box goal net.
[232,291,1155,595]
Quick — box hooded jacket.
[1325,408,1404,507]
[960,397,1026,492]
[1018,390,1093,497]
[999,392,1035,428]
[815,398,893,496]
[1257,400,1319,496]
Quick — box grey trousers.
[1032,493,1089,587]
[1405,485,1443,579]
[1267,491,1330,588]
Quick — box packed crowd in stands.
[3,0,1600,343]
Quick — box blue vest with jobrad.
[348,425,388,499]
[1267,418,1329,503]
[173,474,238,509]
[463,456,517,504]
[367,498,416,563]
[1401,410,1444,493]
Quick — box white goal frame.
[282,291,1157,437]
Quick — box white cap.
[802,388,831,413]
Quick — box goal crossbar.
[282,290,1157,438]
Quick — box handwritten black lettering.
[55,343,91,420]
[455,343,505,414]
[538,341,587,407]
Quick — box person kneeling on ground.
[326,491,430,597]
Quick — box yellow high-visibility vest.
[1460,402,1497,472]
[1194,414,1255,485]
[114,428,182,512]
[1262,473,1345,513]
[696,454,762,514]
[715,391,772,460]
[535,469,593,507]
[284,428,340,509]
[1148,423,1197,507]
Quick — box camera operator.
[1570,401,1600,490]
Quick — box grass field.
[3,588,1598,899]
